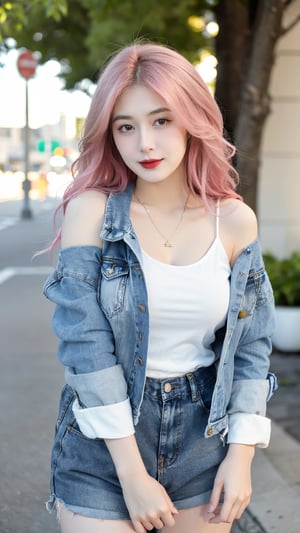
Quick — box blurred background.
[1,0,300,254]
[1,1,300,532]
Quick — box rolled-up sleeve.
[227,379,272,447]
[227,412,271,448]
[43,245,134,439]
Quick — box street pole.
[21,79,32,219]
[17,50,38,219]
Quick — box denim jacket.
[44,182,277,445]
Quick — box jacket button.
[138,304,145,312]
[238,310,248,318]
[207,427,213,436]
[137,356,143,365]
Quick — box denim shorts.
[47,364,227,520]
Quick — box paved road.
[0,199,61,533]
[1,197,299,533]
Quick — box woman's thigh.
[162,504,232,533]
[59,505,135,533]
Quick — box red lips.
[139,159,163,169]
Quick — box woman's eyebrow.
[148,107,172,116]
[112,107,172,123]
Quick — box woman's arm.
[220,198,258,267]
[61,189,106,249]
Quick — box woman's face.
[112,84,188,184]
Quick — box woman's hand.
[208,443,255,524]
[120,471,178,532]
[105,435,178,532]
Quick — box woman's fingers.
[209,492,251,524]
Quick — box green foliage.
[1,0,212,87]
[263,252,300,307]
[0,2,24,39]
[85,0,211,69]
[44,0,68,20]
[1,0,91,86]
[0,0,68,42]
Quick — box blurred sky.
[0,48,91,129]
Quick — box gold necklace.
[135,192,189,248]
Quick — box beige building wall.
[258,1,300,258]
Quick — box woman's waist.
[144,364,217,400]
[146,343,216,379]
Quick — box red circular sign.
[17,51,38,79]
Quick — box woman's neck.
[134,176,189,210]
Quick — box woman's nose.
[139,127,155,152]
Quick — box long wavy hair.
[51,42,241,248]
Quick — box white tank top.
[142,206,231,378]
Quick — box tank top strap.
[215,199,220,238]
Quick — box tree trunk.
[214,0,249,144]
[234,0,285,210]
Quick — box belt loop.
[186,372,200,402]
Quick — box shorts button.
[164,383,172,393]
[238,310,248,318]
[207,427,214,436]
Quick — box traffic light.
[37,140,63,154]
[37,140,46,152]
[51,140,61,153]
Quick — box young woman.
[44,42,276,533]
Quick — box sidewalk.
[233,422,300,532]
[233,351,300,532]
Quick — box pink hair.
[51,42,241,249]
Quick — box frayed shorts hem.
[46,491,212,522]
[47,494,131,520]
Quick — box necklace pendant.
[164,241,173,248]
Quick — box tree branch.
[281,13,300,35]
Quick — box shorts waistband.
[144,364,216,402]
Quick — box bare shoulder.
[61,189,107,249]
[219,198,258,264]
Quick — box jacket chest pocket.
[240,267,273,316]
[99,260,129,318]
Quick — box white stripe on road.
[0,268,16,284]
[0,217,19,231]
[0,266,53,285]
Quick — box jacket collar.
[100,181,135,242]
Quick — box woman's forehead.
[113,85,170,117]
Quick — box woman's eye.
[118,124,134,132]
[155,118,170,126]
